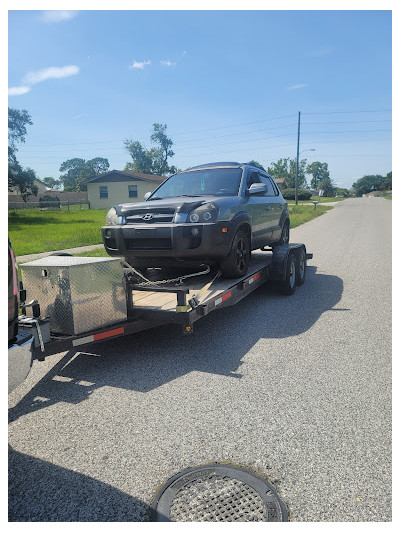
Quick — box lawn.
[289,196,347,204]
[8,208,107,256]
[9,204,333,258]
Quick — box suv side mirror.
[247,183,268,196]
[144,192,152,201]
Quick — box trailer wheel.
[279,252,297,295]
[296,247,307,286]
[219,229,250,278]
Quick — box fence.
[8,200,91,211]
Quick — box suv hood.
[116,196,223,216]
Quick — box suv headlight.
[105,207,119,225]
[187,203,219,223]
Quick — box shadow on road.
[9,266,344,421]
[8,446,150,521]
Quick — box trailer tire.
[219,229,250,278]
[279,252,297,295]
[296,247,307,286]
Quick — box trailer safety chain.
[120,260,212,287]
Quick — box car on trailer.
[101,162,290,278]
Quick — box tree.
[8,107,38,199]
[43,177,62,190]
[333,187,351,198]
[124,123,177,176]
[318,177,335,197]
[382,171,392,191]
[267,157,308,188]
[306,161,330,189]
[246,160,266,171]
[351,175,385,197]
[59,157,110,191]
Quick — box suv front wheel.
[219,229,250,278]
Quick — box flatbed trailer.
[20,244,312,361]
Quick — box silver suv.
[102,162,290,278]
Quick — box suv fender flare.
[229,212,252,247]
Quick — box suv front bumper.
[101,222,237,263]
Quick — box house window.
[128,185,138,198]
[99,186,108,198]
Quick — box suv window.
[246,171,261,189]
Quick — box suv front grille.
[124,207,176,224]
[125,238,172,250]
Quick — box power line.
[170,113,298,136]
[302,109,391,115]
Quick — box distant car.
[101,162,290,278]
[8,239,34,393]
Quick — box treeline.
[8,108,391,198]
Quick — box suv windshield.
[149,168,243,200]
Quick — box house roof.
[87,170,166,184]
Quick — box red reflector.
[221,292,231,302]
[93,327,124,342]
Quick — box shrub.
[282,188,312,201]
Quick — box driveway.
[9,197,391,521]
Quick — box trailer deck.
[20,244,312,360]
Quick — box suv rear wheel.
[219,229,250,278]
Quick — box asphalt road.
[8,197,392,522]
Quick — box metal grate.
[151,464,288,522]
[170,475,266,522]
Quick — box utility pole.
[295,111,301,205]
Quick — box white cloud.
[8,86,31,96]
[287,83,308,90]
[160,60,177,67]
[129,60,151,70]
[41,11,77,23]
[23,65,80,85]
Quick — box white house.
[87,170,166,209]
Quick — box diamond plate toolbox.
[20,256,127,335]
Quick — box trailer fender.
[270,243,306,281]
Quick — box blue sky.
[8,9,392,189]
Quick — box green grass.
[10,203,333,259]
[383,195,392,200]
[8,208,107,256]
[289,196,347,204]
[289,204,333,228]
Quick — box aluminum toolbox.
[20,256,127,335]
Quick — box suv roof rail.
[187,162,241,170]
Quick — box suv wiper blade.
[147,196,161,201]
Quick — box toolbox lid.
[20,256,122,268]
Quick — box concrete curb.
[16,244,104,264]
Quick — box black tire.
[279,252,297,295]
[296,247,307,286]
[273,220,290,247]
[219,229,250,278]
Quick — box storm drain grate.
[151,464,288,522]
